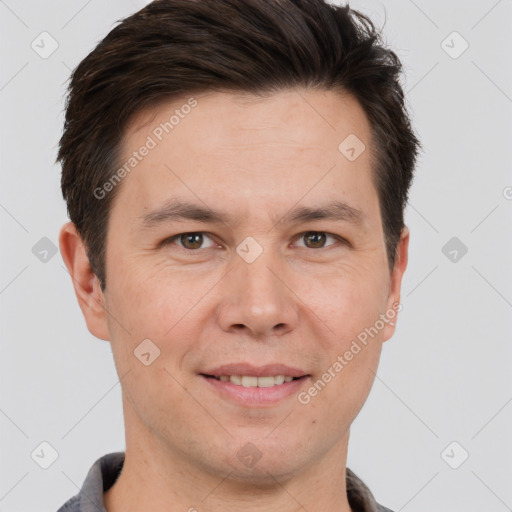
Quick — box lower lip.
[201,375,309,407]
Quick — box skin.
[60,88,409,512]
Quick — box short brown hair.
[58,0,421,290]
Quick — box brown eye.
[179,233,204,249]
[162,232,217,252]
[302,231,328,249]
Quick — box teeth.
[241,376,258,387]
[215,375,296,387]
[273,375,285,385]
[230,375,242,385]
[257,376,277,387]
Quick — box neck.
[104,399,353,512]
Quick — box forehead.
[124,88,371,158]
[112,88,379,227]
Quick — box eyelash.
[161,231,347,252]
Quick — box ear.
[382,226,409,342]
[59,222,110,341]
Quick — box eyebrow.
[138,199,365,229]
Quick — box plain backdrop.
[1,1,511,511]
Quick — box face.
[68,88,408,482]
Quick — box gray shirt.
[56,452,394,512]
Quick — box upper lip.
[201,363,309,378]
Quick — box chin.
[224,459,303,486]
[212,437,312,484]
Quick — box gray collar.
[57,452,393,512]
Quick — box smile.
[204,375,300,387]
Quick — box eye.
[164,232,217,250]
[162,230,346,252]
[294,231,341,249]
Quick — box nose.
[215,249,300,338]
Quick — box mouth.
[199,364,310,406]
[200,374,307,387]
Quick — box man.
[57,0,420,511]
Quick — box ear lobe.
[382,226,409,342]
[59,222,110,341]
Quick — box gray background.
[1,0,511,511]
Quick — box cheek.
[305,264,388,405]
[106,253,194,334]
[313,263,389,343]
[301,310,383,427]
[104,261,218,378]
[324,348,380,426]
